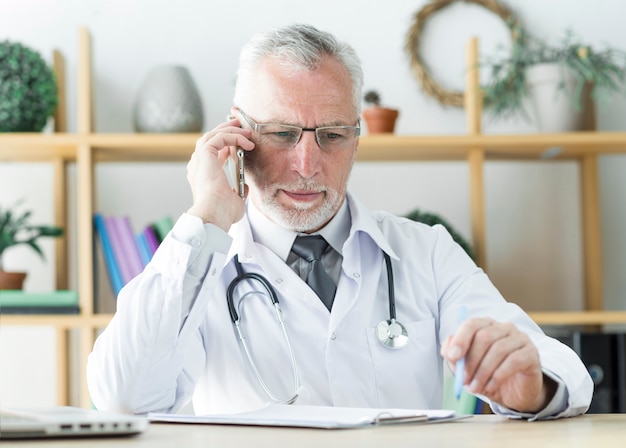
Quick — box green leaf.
[481,28,626,120]
[0,201,62,262]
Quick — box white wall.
[1,0,626,406]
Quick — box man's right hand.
[186,118,255,231]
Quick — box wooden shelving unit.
[2,30,626,408]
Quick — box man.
[87,24,592,420]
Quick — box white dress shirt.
[87,193,592,419]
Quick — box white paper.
[148,404,459,429]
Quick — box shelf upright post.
[578,93,603,311]
[76,27,96,408]
[465,37,487,270]
[53,50,68,134]
[52,49,71,406]
[52,50,69,292]
[580,154,603,310]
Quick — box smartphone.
[224,146,245,199]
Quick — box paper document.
[149,404,467,429]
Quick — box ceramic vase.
[133,65,204,133]
[525,63,593,132]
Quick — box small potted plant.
[482,26,626,131]
[362,90,399,134]
[0,201,63,290]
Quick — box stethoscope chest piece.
[376,318,408,349]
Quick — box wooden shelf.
[357,132,626,161]
[0,134,79,160]
[5,312,626,328]
[2,30,624,408]
[0,313,113,328]
[2,131,626,163]
[529,311,626,326]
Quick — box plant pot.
[525,63,593,133]
[362,107,399,134]
[0,271,27,290]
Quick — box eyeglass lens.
[256,125,358,150]
[239,109,358,151]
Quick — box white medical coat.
[87,194,592,418]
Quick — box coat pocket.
[366,317,442,409]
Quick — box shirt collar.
[247,198,351,262]
[343,193,399,260]
[231,192,398,263]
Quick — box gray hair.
[234,24,364,115]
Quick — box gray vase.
[133,65,204,133]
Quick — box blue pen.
[454,305,468,400]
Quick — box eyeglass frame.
[234,108,361,151]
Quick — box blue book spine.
[94,213,124,295]
[136,232,152,267]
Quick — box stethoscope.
[226,251,408,404]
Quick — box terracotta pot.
[0,271,27,290]
[362,107,399,134]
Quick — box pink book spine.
[104,216,133,285]
[116,216,145,280]
[143,226,160,254]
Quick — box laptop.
[0,406,148,439]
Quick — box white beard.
[254,178,343,232]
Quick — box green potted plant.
[482,27,626,131]
[0,40,58,132]
[362,90,399,134]
[0,201,63,290]
[405,208,475,262]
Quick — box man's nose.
[291,130,322,178]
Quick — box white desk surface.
[2,414,624,447]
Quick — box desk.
[2,415,624,447]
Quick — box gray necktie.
[291,236,336,311]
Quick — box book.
[151,216,174,242]
[94,213,124,295]
[0,290,79,315]
[115,215,144,279]
[143,226,160,254]
[105,215,133,285]
[136,232,152,266]
[93,213,172,297]
[0,306,79,315]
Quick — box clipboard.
[148,403,471,429]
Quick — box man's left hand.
[441,318,558,413]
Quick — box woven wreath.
[405,0,521,107]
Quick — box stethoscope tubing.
[227,254,300,404]
[225,250,407,403]
[383,252,396,321]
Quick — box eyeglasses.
[237,108,360,151]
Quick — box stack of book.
[93,214,174,295]
[0,290,79,314]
